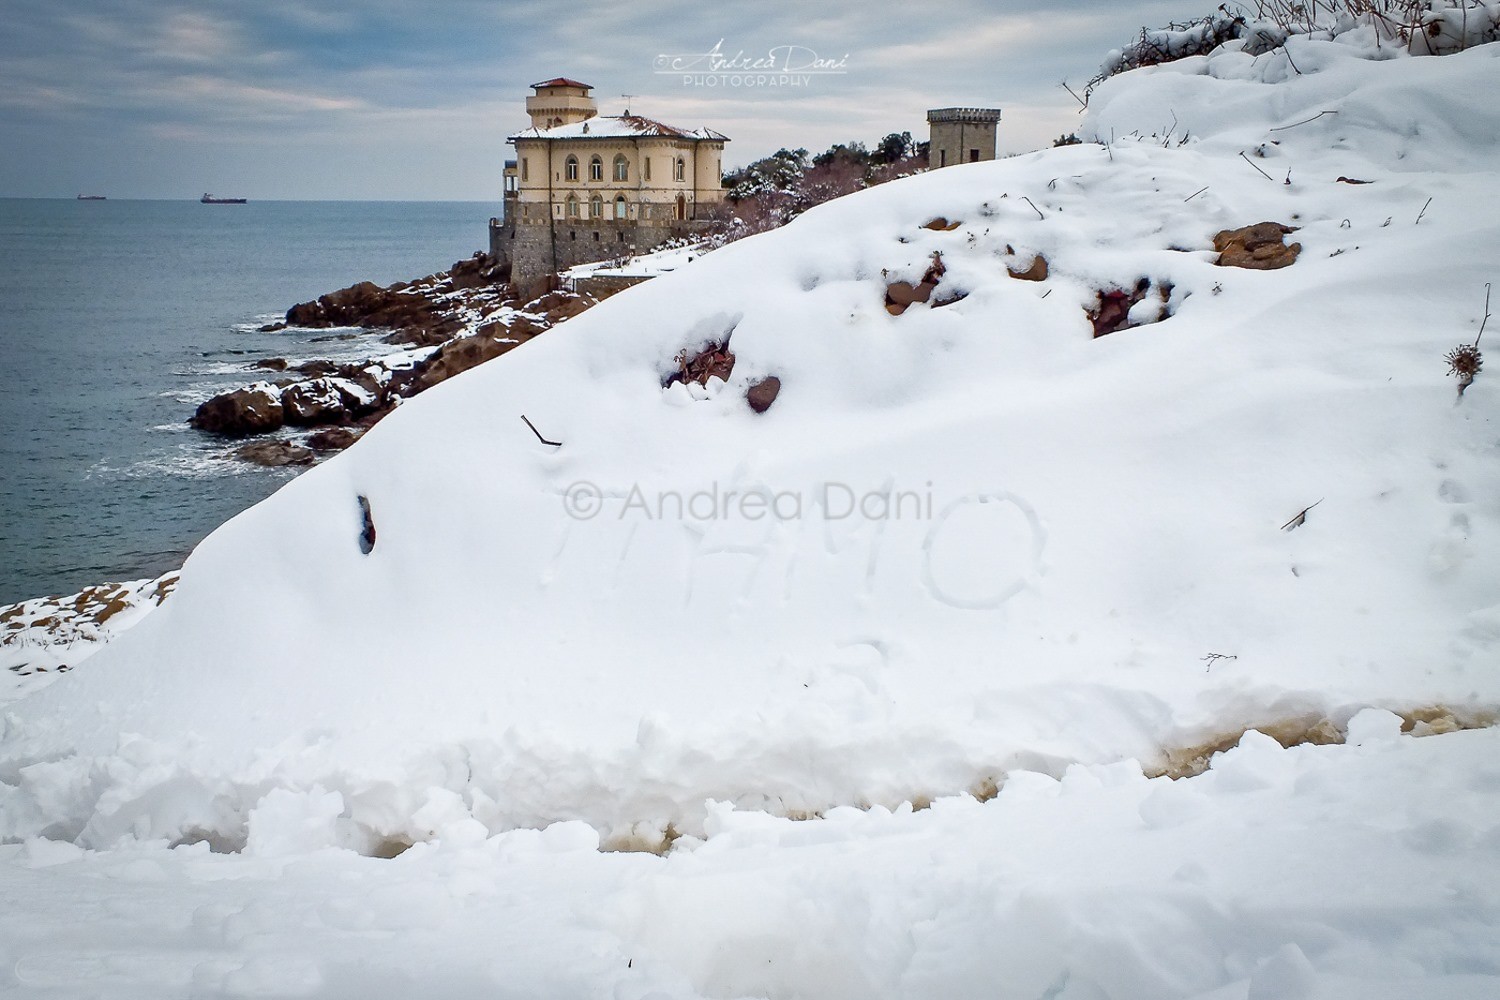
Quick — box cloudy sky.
[2,0,1216,201]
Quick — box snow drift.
[3,35,1499,852]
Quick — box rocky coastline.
[3,257,602,682]
[192,254,597,465]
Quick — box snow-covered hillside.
[3,28,1499,999]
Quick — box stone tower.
[525,78,597,129]
[926,107,1002,169]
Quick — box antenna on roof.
[620,94,637,116]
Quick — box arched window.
[674,157,685,181]
[614,195,627,219]
[566,195,579,218]
[613,155,629,181]
[589,194,603,219]
[589,155,603,181]
[564,155,578,181]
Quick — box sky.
[0,0,1222,201]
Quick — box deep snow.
[2,27,1499,999]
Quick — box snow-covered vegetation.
[2,24,1499,999]
[716,133,927,240]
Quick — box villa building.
[490,78,729,287]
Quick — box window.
[522,158,529,181]
[589,155,603,181]
[644,158,651,181]
[565,155,579,181]
[614,195,627,219]
[566,195,579,218]
[969,148,980,162]
[618,231,626,242]
[613,155,629,181]
[939,149,947,167]
[593,231,601,241]
[570,230,576,240]
[674,157,685,181]
[590,194,603,219]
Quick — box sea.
[0,198,502,605]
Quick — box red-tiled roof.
[530,77,592,91]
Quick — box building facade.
[490,78,729,287]
[926,107,1002,169]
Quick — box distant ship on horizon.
[76,194,106,201]
[200,193,247,204]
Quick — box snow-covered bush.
[1089,1,1500,97]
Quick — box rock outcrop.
[190,383,284,435]
[235,440,315,467]
[269,253,512,347]
[196,281,593,461]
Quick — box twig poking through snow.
[1022,197,1045,220]
[1202,652,1238,673]
[1416,197,1433,225]
[1478,282,1492,348]
[1268,110,1339,132]
[521,415,562,447]
[1281,498,1324,531]
[1239,151,1274,181]
[1184,185,1210,202]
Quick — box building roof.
[509,115,729,143]
[530,77,593,91]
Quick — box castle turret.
[927,107,1002,169]
[526,78,598,129]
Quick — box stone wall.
[571,274,654,300]
[492,217,713,287]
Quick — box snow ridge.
[2,39,1499,855]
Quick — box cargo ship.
[200,194,247,204]
[76,194,106,200]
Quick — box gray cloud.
[1,0,1216,199]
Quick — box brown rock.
[254,357,289,371]
[1213,222,1301,270]
[306,427,362,452]
[281,378,347,425]
[412,333,514,393]
[886,302,908,316]
[923,217,950,230]
[235,440,314,467]
[1008,253,1049,282]
[294,359,337,377]
[746,376,781,413]
[191,384,284,435]
[887,281,933,306]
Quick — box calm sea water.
[0,198,500,604]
